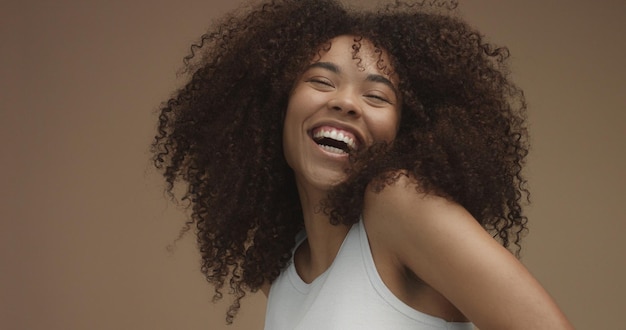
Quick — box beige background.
[2,0,624,329]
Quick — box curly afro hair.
[152,0,529,323]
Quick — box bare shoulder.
[362,172,574,329]
[362,173,472,244]
[362,173,482,281]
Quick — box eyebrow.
[306,61,341,74]
[306,61,399,97]
[366,73,398,97]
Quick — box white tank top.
[264,220,474,330]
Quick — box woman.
[152,0,573,328]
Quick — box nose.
[327,88,361,117]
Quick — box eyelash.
[308,78,333,87]
[307,78,393,105]
[365,94,392,104]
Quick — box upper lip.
[308,121,365,151]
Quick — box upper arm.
[362,175,572,330]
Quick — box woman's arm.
[363,175,573,330]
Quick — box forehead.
[314,35,396,78]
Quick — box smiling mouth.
[311,127,358,155]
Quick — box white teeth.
[313,128,357,150]
[320,145,346,154]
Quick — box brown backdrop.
[2,0,624,329]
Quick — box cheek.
[283,90,308,126]
[283,90,303,137]
[370,110,400,143]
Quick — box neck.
[295,181,351,280]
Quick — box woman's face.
[283,35,401,192]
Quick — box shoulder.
[361,172,573,329]
[362,172,484,275]
[362,172,477,252]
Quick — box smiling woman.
[283,36,400,192]
[151,0,573,329]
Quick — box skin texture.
[152,0,573,327]
[282,33,400,294]
[363,175,572,327]
[283,35,400,202]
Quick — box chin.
[301,169,347,192]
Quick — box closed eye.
[365,93,393,105]
[307,77,334,88]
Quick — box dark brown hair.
[152,0,529,323]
